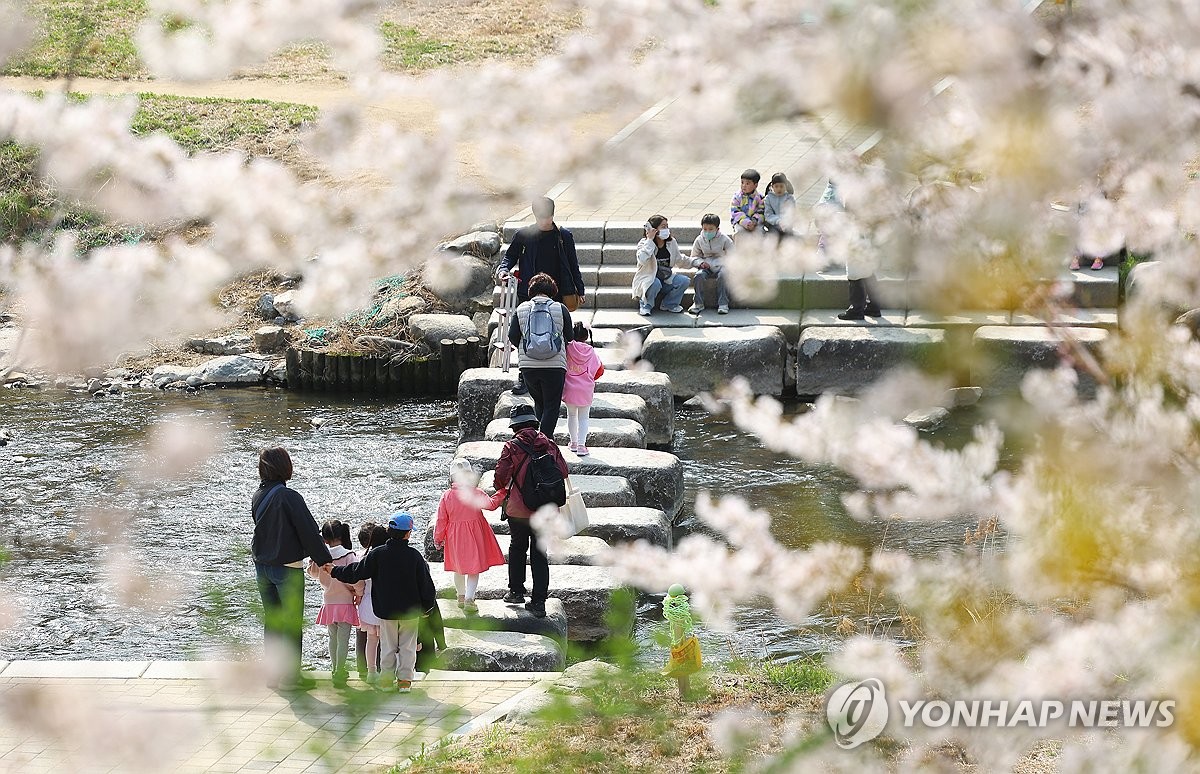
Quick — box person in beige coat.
[632,214,691,316]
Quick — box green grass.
[762,657,837,695]
[379,23,520,71]
[2,92,319,248]
[4,0,148,78]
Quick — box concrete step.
[482,471,636,508]
[428,561,635,641]
[606,221,700,244]
[440,628,565,672]
[454,441,684,520]
[484,506,672,549]
[437,598,567,644]
[493,390,650,430]
[483,416,647,449]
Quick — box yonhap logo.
[827,679,889,749]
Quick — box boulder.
[503,686,560,725]
[590,370,675,446]
[454,441,685,521]
[971,325,1108,397]
[152,364,194,387]
[186,334,252,356]
[478,506,672,549]
[193,355,270,385]
[272,290,301,321]
[438,598,567,644]
[481,471,636,509]
[642,325,787,398]
[423,253,496,310]
[795,327,946,397]
[439,231,503,258]
[484,417,646,449]
[427,561,634,641]
[439,629,564,672]
[555,659,621,693]
[253,325,288,354]
[1124,260,1161,303]
[903,407,949,430]
[376,295,429,325]
[268,359,287,383]
[457,367,522,444]
[409,313,479,351]
[493,391,649,430]
[255,293,277,320]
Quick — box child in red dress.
[433,459,507,614]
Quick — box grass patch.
[2,92,319,248]
[4,0,148,78]
[762,657,837,695]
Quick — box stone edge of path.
[0,660,562,682]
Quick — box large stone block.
[409,313,479,350]
[423,530,609,566]
[453,441,684,520]
[428,562,632,641]
[642,326,786,397]
[484,417,646,448]
[457,367,521,442]
[440,628,564,672]
[478,506,671,549]
[795,326,945,397]
[483,471,635,508]
[971,325,1108,396]
[438,598,567,644]
[593,370,675,446]
[493,391,650,430]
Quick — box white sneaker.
[639,305,652,316]
[665,304,685,313]
[689,305,705,315]
[718,305,729,314]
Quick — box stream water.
[0,387,975,665]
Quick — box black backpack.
[513,438,567,509]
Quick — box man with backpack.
[508,271,573,436]
[493,405,571,618]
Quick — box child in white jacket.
[689,213,734,314]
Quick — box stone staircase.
[489,220,1122,399]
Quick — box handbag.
[559,480,589,537]
[561,294,581,312]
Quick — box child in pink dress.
[433,459,507,614]
[563,322,605,456]
[306,519,361,687]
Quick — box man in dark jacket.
[252,447,333,691]
[493,406,570,618]
[331,512,436,693]
[497,196,586,306]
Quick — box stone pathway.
[0,661,553,773]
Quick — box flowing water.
[0,387,977,665]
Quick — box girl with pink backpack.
[563,322,605,456]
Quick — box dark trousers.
[848,275,880,312]
[507,517,549,603]
[521,367,565,437]
[255,563,305,681]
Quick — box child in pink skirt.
[433,459,507,614]
[306,519,361,687]
[563,321,605,456]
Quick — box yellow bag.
[663,636,702,677]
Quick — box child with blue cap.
[331,511,436,693]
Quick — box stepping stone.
[482,506,671,548]
[642,325,787,397]
[482,471,636,508]
[422,532,610,566]
[1009,309,1119,330]
[593,370,675,447]
[801,271,908,310]
[427,562,633,641]
[454,441,684,520]
[795,326,946,397]
[437,598,567,644]
[440,629,564,672]
[972,325,1108,397]
[493,391,650,430]
[694,309,803,343]
[483,417,647,449]
[801,309,905,328]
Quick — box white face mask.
[658,228,671,240]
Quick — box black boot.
[864,304,882,318]
[511,372,528,396]
[837,307,865,321]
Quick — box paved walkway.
[0,661,553,773]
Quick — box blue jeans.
[643,274,689,312]
[255,563,306,681]
[691,268,729,309]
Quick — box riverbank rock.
[484,417,647,449]
[254,326,288,354]
[193,355,270,385]
[795,327,946,397]
[377,295,428,325]
[440,629,564,672]
[438,231,502,258]
[454,441,685,521]
[642,326,787,398]
[152,364,195,387]
[409,313,478,351]
[272,290,302,321]
[423,253,495,311]
[256,293,277,320]
[437,598,568,644]
[186,334,252,356]
[428,561,634,641]
[972,326,1108,397]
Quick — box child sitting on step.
[688,213,735,315]
[433,459,508,614]
[563,322,605,455]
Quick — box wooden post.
[335,355,350,393]
[363,356,378,395]
[465,336,482,370]
[298,349,313,391]
[349,355,364,394]
[285,348,300,390]
[376,356,391,398]
[324,353,338,392]
[390,356,406,396]
[438,339,455,395]
[312,352,326,392]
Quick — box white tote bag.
[560,480,589,537]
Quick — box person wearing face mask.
[688,213,734,315]
[632,214,691,316]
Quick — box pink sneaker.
[568,442,579,453]
[576,445,590,456]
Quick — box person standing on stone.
[633,215,691,317]
[508,272,573,436]
[496,197,586,310]
[493,405,571,618]
[563,321,605,455]
[433,458,508,614]
[817,180,882,320]
[251,447,333,692]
